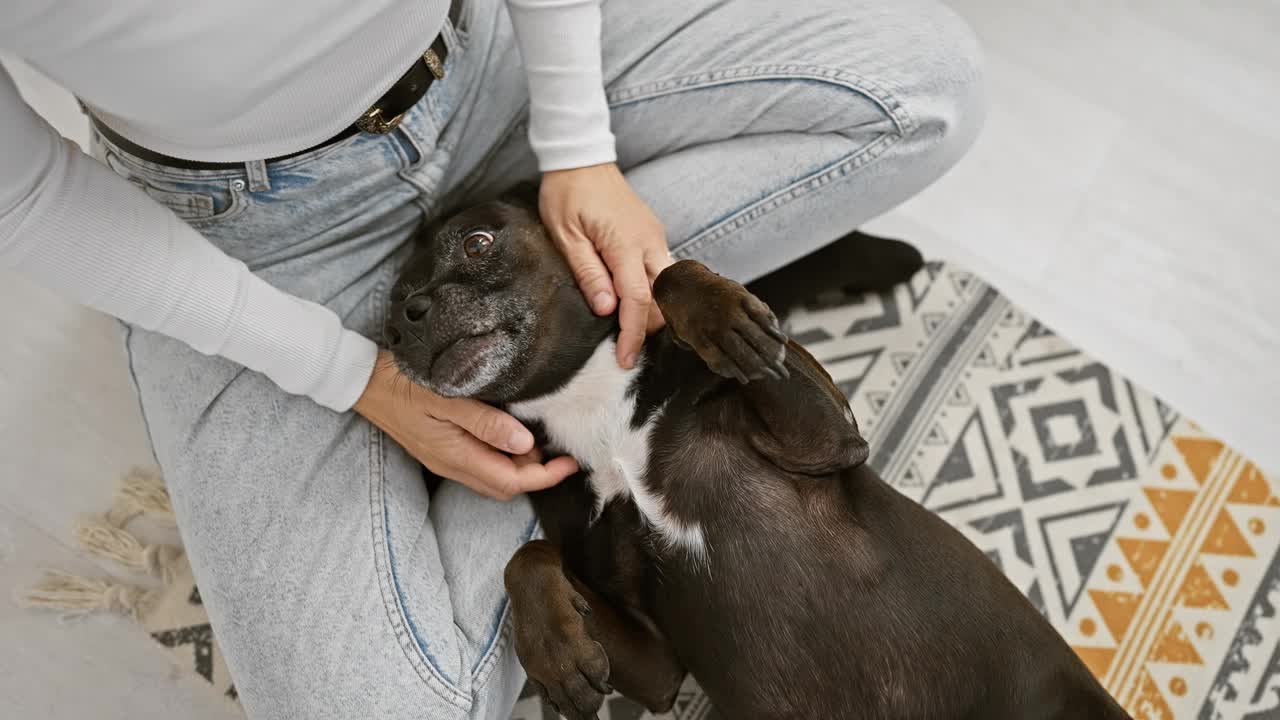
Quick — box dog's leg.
[745,229,924,318]
[656,259,869,475]
[504,540,684,718]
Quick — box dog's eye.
[463,230,494,258]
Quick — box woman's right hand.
[354,351,579,500]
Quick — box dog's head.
[383,186,612,405]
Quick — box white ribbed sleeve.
[1,0,614,413]
[0,67,376,412]
[507,0,617,171]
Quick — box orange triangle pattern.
[1227,463,1275,505]
[1131,669,1175,720]
[1175,564,1230,610]
[1073,646,1116,680]
[1143,487,1197,535]
[1148,619,1203,664]
[1090,590,1143,640]
[1174,437,1224,485]
[1118,538,1170,588]
[1200,510,1254,557]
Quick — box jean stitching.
[470,516,541,685]
[119,323,161,469]
[606,63,915,136]
[183,182,251,229]
[398,165,433,201]
[100,148,251,227]
[383,502,463,692]
[426,62,462,130]
[393,127,427,172]
[673,129,901,261]
[252,133,367,173]
[399,109,455,202]
[368,350,470,710]
[95,132,246,181]
[96,128,365,182]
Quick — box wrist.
[353,350,397,419]
[543,161,618,181]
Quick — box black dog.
[383,189,1132,720]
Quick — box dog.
[382,187,1132,720]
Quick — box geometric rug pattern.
[509,262,1280,720]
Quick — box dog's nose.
[384,324,403,348]
[383,293,431,349]
[403,295,431,324]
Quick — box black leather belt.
[89,0,462,170]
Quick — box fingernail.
[508,431,532,454]
[623,353,637,369]
[592,292,612,314]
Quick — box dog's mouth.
[427,328,513,397]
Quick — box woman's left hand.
[538,162,672,369]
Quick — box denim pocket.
[101,149,249,227]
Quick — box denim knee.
[895,4,988,173]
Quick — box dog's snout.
[404,295,431,324]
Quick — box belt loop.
[244,160,271,192]
[443,0,463,52]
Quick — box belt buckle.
[422,47,445,80]
[355,48,445,134]
[356,106,405,134]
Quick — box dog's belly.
[648,521,901,718]
[642,471,995,719]
[644,469,1119,720]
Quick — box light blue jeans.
[99,0,983,717]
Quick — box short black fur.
[386,193,1132,720]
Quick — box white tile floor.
[2,1,1278,716]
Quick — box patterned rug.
[24,262,1280,720]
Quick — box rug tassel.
[19,570,154,619]
[75,519,185,583]
[105,467,175,527]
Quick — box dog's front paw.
[512,587,611,720]
[655,260,789,383]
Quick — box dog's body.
[384,191,1131,719]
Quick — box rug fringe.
[105,467,175,527]
[19,569,155,619]
[75,519,185,583]
[21,468,182,620]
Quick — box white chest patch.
[508,340,706,558]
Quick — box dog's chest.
[508,341,705,556]
[509,341,653,510]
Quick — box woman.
[1,0,983,717]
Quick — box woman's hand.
[354,351,579,500]
[538,162,672,369]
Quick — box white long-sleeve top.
[0,0,614,411]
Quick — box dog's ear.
[747,343,870,476]
[499,180,541,210]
